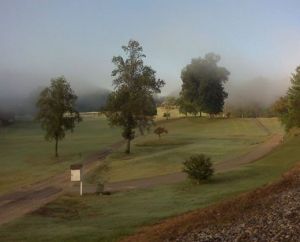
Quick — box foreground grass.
[1,132,299,242]
[0,116,120,194]
[104,118,277,182]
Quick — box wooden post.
[80,181,83,196]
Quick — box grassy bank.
[0,129,299,242]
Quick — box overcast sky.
[1,0,300,97]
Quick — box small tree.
[36,76,81,157]
[154,126,168,138]
[183,154,214,182]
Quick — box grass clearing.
[0,116,280,194]
[0,131,299,242]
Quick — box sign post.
[70,164,83,196]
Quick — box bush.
[153,126,168,138]
[183,154,214,182]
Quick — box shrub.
[154,127,168,138]
[163,112,171,120]
[183,154,214,182]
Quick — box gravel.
[172,180,300,242]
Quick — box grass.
[0,116,120,194]
[0,130,299,242]
[103,118,277,182]
[0,116,280,194]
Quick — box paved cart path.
[0,133,282,226]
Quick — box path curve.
[104,134,283,192]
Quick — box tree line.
[273,66,300,131]
[35,40,230,156]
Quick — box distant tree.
[103,40,165,154]
[178,97,198,116]
[76,89,110,112]
[36,76,81,157]
[225,112,231,118]
[180,53,230,117]
[163,112,171,120]
[154,126,168,138]
[183,154,214,183]
[278,66,300,130]
[0,110,15,126]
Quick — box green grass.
[0,116,120,194]
[0,131,299,242]
[104,118,276,182]
[0,117,281,194]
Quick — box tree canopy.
[103,40,165,153]
[36,76,81,157]
[276,66,300,131]
[179,53,229,116]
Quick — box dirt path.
[0,140,125,226]
[0,133,282,226]
[104,134,283,192]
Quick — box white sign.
[71,169,81,182]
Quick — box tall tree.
[180,53,229,116]
[278,66,300,130]
[36,76,81,157]
[103,40,165,154]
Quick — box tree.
[0,110,15,126]
[183,154,214,183]
[103,40,165,154]
[36,76,81,157]
[285,66,300,130]
[275,66,300,131]
[154,126,168,138]
[180,53,229,117]
[178,97,198,116]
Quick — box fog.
[1,1,299,114]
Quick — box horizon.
[0,0,299,100]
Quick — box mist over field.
[1,0,299,113]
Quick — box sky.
[1,0,300,98]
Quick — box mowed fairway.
[103,117,281,182]
[0,116,120,194]
[0,125,298,242]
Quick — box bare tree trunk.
[55,137,59,157]
[125,139,131,154]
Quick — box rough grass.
[0,132,299,242]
